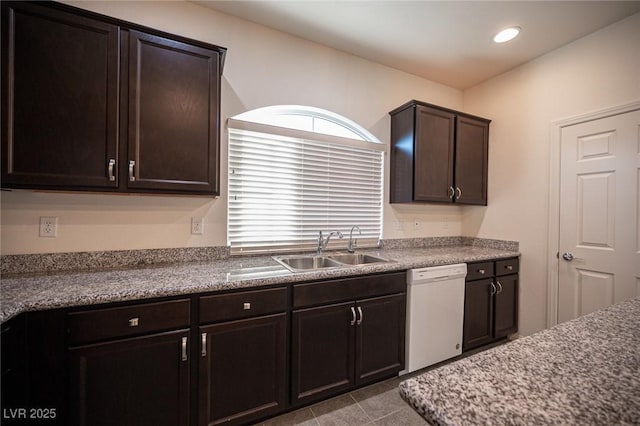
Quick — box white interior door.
[558,109,640,323]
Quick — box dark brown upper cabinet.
[126,31,220,194]
[389,100,490,205]
[0,2,120,190]
[1,1,226,196]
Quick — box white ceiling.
[196,1,640,90]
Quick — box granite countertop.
[0,245,518,323]
[399,297,640,425]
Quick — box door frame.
[546,100,640,328]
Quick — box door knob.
[562,252,581,261]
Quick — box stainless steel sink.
[328,253,391,265]
[273,252,392,272]
[273,255,343,272]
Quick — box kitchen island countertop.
[1,245,518,323]
[399,297,640,425]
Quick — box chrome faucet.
[317,230,343,254]
[347,225,362,253]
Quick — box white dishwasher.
[403,263,467,374]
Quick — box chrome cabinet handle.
[356,306,363,325]
[128,317,139,327]
[350,307,356,326]
[128,160,136,182]
[506,265,513,271]
[201,333,207,357]
[455,187,462,200]
[181,336,188,361]
[490,282,497,295]
[108,159,116,181]
[496,280,503,294]
[448,186,455,199]
[478,269,485,275]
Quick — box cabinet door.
[291,302,355,406]
[68,329,190,426]
[454,116,489,205]
[1,2,119,189]
[356,294,405,385]
[462,278,494,351]
[199,313,287,426]
[413,105,455,202]
[1,315,27,418]
[127,30,220,194]
[494,274,518,339]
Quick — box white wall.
[462,12,640,336]
[0,0,463,255]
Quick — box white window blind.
[228,125,383,254]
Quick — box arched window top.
[232,105,382,144]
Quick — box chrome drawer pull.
[490,282,497,295]
[448,186,455,199]
[506,265,513,271]
[356,306,363,325]
[455,187,462,200]
[350,307,356,326]
[128,160,136,182]
[201,333,207,357]
[243,302,251,310]
[181,337,188,361]
[128,318,139,327]
[496,280,503,294]
[108,159,116,181]
[478,269,485,275]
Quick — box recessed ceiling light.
[493,27,521,43]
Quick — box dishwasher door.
[403,263,467,374]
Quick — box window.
[228,105,384,254]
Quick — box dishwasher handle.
[407,264,467,284]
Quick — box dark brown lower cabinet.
[463,258,519,352]
[199,313,287,426]
[291,293,405,406]
[494,274,518,339]
[291,302,355,404]
[68,330,190,426]
[356,295,406,383]
[0,315,28,424]
[2,273,407,426]
[462,278,494,350]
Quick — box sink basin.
[273,255,342,272]
[328,253,391,265]
[273,252,392,272]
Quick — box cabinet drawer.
[67,299,190,346]
[200,287,287,324]
[293,272,406,308]
[496,258,519,276]
[466,261,494,281]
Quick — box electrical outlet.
[39,216,58,238]
[191,217,204,235]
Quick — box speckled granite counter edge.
[1,237,518,275]
[1,245,519,323]
[398,298,640,425]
